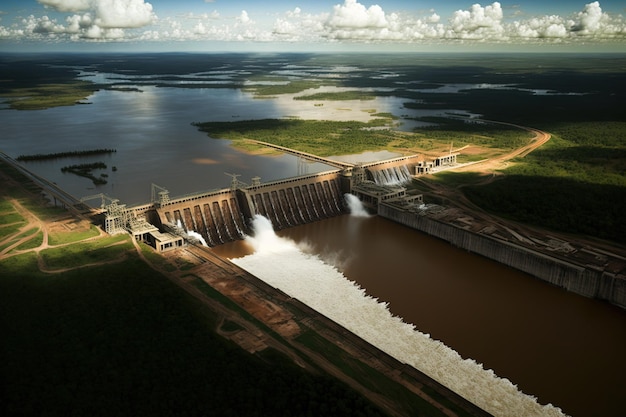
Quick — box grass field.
[194,117,533,160]
[47,224,101,245]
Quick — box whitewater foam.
[231,215,566,417]
[344,193,371,217]
[187,230,208,246]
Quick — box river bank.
[378,201,626,309]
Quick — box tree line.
[16,149,117,161]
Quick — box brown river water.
[213,214,626,417]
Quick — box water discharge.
[187,230,208,247]
[231,215,566,417]
[344,193,371,217]
[174,219,209,246]
[371,165,412,186]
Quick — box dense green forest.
[460,122,626,243]
[0,252,387,417]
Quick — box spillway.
[146,170,349,246]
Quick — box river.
[212,214,626,417]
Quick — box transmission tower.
[151,183,170,206]
[225,172,248,190]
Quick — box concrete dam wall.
[150,170,348,246]
[155,189,248,246]
[144,156,421,246]
[379,203,626,309]
[242,171,346,230]
[363,155,421,185]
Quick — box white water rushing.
[232,215,566,417]
[187,230,208,247]
[175,219,209,246]
[344,193,371,217]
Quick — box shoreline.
[379,201,626,310]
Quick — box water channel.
[213,214,626,417]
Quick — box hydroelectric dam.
[112,147,424,249]
[92,142,626,311]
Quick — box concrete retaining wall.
[379,204,626,309]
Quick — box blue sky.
[1,0,625,52]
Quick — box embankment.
[379,204,626,309]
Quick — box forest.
[0,253,387,417]
[459,122,626,243]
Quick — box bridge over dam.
[122,146,425,248]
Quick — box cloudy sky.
[0,0,625,52]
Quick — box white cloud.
[509,1,625,40]
[273,18,296,36]
[287,7,301,19]
[37,0,91,13]
[327,0,388,29]
[446,2,505,40]
[238,10,252,25]
[512,15,568,39]
[94,0,155,28]
[428,13,441,24]
[193,22,208,35]
[83,24,125,39]
[573,1,604,33]
[29,0,156,40]
[34,16,67,34]
[65,13,93,33]
[273,8,326,42]
[2,0,625,47]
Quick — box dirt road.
[452,121,551,173]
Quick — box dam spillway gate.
[145,169,351,246]
[125,152,425,248]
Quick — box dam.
[92,143,626,310]
[117,150,423,248]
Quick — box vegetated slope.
[0,252,387,417]
[0,58,98,110]
[461,122,626,244]
[194,118,399,156]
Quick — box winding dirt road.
[451,121,551,173]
